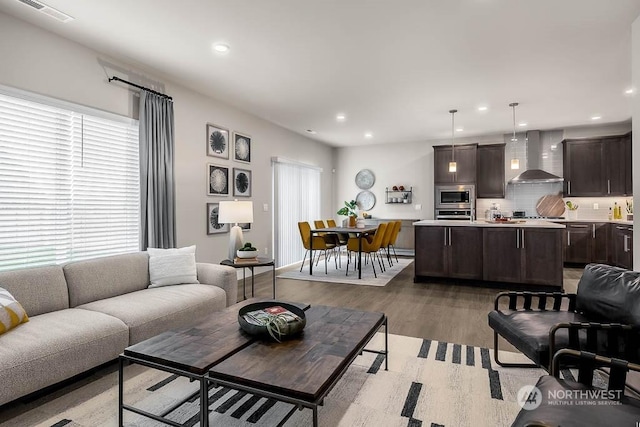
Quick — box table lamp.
[218,200,254,260]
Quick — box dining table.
[309,225,379,279]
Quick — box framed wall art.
[233,168,251,197]
[207,123,229,159]
[233,132,251,163]
[239,222,251,231]
[206,203,229,234]
[207,164,229,196]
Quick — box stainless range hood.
[508,130,563,184]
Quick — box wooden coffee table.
[118,300,387,427]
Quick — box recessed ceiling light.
[213,43,230,54]
[591,115,602,120]
[336,114,346,122]
[518,122,527,127]
[456,127,464,132]
[625,88,635,95]
[477,106,488,111]
[306,129,317,134]
[364,132,373,139]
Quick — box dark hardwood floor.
[247,258,583,350]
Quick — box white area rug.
[278,256,413,286]
[1,334,546,427]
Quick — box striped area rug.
[3,334,545,427]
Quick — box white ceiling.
[2,0,640,147]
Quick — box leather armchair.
[489,263,640,370]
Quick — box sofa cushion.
[76,284,227,344]
[577,263,640,325]
[0,265,69,316]
[147,246,199,287]
[0,288,28,335]
[488,310,589,366]
[64,252,150,307]
[0,308,128,406]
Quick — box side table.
[220,257,276,300]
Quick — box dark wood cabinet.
[624,132,633,195]
[483,227,563,287]
[414,226,482,279]
[563,133,632,197]
[592,223,610,264]
[559,221,610,265]
[449,227,483,279]
[612,224,633,269]
[605,137,626,196]
[521,228,563,286]
[433,144,477,184]
[483,228,521,283]
[414,226,447,277]
[563,139,606,196]
[564,223,592,263]
[477,144,505,198]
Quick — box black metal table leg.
[242,267,246,300]
[200,377,209,427]
[118,357,124,427]
[358,233,363,279]
[250,266,255,297]
[272,264,276,298]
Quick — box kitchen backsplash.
[477,183,632,220]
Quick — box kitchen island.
[414,220,565,289]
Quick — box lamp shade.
[218,200,253,224]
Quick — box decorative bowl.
[236,249,258,259]
[238,302,306,340]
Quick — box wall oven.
[435,185,475,220]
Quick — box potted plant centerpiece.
[337,200,358,227]
[236,242,258,260]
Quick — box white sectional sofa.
[0,252,237,406]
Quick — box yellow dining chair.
[345,222,388,278]
[387,221,402,262]
[378,221,396,269]
[298,221,337,273]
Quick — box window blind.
[0,92,140,271]
[273,159,321,268]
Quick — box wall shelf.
[385,187,412,204]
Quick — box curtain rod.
[108,76,173,101]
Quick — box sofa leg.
[493,332,539,368]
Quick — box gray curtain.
[139,91,176,250]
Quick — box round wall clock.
[355,169,375,189]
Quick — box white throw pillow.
[148,245,199,288]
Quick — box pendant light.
[448,109,458,173]
[509,102,520,170]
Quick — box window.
[0,90,140,271]
[272,158,321,267]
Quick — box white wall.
[633,15,640,270]
[0,12,335,265]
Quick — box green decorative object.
[337,200,358,218]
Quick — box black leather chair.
[489,263,640,370]
[511,349,640,427]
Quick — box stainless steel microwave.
[435,185,475,210]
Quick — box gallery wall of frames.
[205,123,253,235]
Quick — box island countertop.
[413,219,565,229]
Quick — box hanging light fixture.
[509,102,520,170]
[449,109,458,173]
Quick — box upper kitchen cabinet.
[562,133,632,197]
[433,144,477,184]
[624,132,633,195]
[477,143,505,198]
